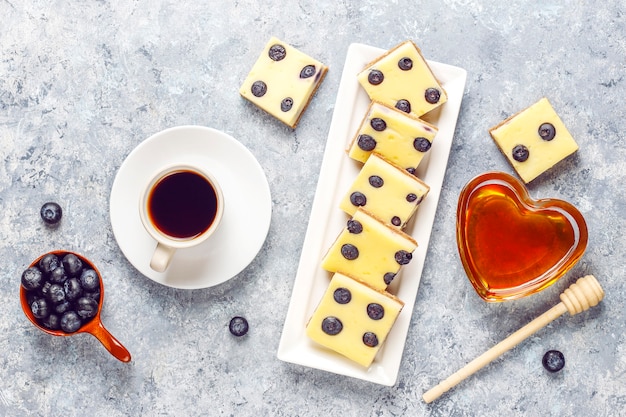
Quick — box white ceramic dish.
[109,126,272,289]
[277,43,467,385]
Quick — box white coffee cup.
[139,164,224,272]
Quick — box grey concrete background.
[1,1,624,416]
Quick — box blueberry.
[341,244,359,260]
[229,316,249,337]
[512,144,530,162]
[60,311,82,333]
[41,313,60,330]
[321,317,342,335]
[299,64,316,79]
[367,303,385,320]
[542,350,565,373]
[63,277,83,301]
[425,88,441,104]
[40,202,62,225]
[54,300,72,314]
[362,332,379,347]
[49,266,67,284]
[357,134,377,152]
[384,272,396,285]
[62,254,83,277]
[79,269,99,292]
[333,288,351,304]
[370,117,386,132]
[21,267,44,291]
[75,296,98,319]
[346,219,363,234]
[39,281,53,299]
[395,99,411,113]
[48,284,66,304]
[538,123,556,141]
[280,97,293,112]
[83,290,101,302]
[39,253,60,274]
[368,175,384,188]
[367,70,384,85]
[395,250,412,265]
[268,44,286,61]
[31,298,50,319]
[349,192,367,207]
[391,216,401,227]
[398,57,413,70]
[406,167,416,176]
[251,81,267,97]
[406,193,417,203]
[413,137,432,152]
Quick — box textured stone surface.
[1,1,625,416]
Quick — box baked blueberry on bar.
[357,41,447,118]
[339,153,430,229]
[347,101,438,173]
[306,272,404,367]
[489,97,579,183]
[321,208,417,290]
[239,37,328,128]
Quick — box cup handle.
[150,243,176,272]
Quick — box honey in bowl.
[456,172,588,301]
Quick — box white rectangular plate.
[277,43,467,386]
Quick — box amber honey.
[456,172,588,301]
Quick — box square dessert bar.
[239,37,328,128]
[347,101,438,174]
[321,208,417,290]
[306,272,404,367]
[339,152,430,229]
[489,97,579,183]
[357,40,447,118]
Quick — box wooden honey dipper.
[422,275,604,403]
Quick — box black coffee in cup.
[147,170,219,239]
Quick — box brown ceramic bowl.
[20,250,131,362]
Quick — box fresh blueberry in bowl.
[19,250,131,362]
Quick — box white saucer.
[109,126,272,289]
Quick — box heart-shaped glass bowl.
[20,250,131,362]
[456,172,588,302]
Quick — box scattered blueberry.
[395,99,411,113]
[542,350,565,373]
[398,57,413,71]
[321,316,343,335]
[367,303,385,320]
[367,70,384,85]
[362,332,379,347]
[299,64,316,79]
[21,267,44,291]
[229,316,249,337]
[79,269,100,292]
[538,123,556,141]
[268,44,286,61]
[424,88,441,104]
[333,288,351,304]
[62,254,83,277]
[512,144,530,162]
[340,244,359,260]
[357,134,377,152]
[60,311,82,333]
[40,202,62,225]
